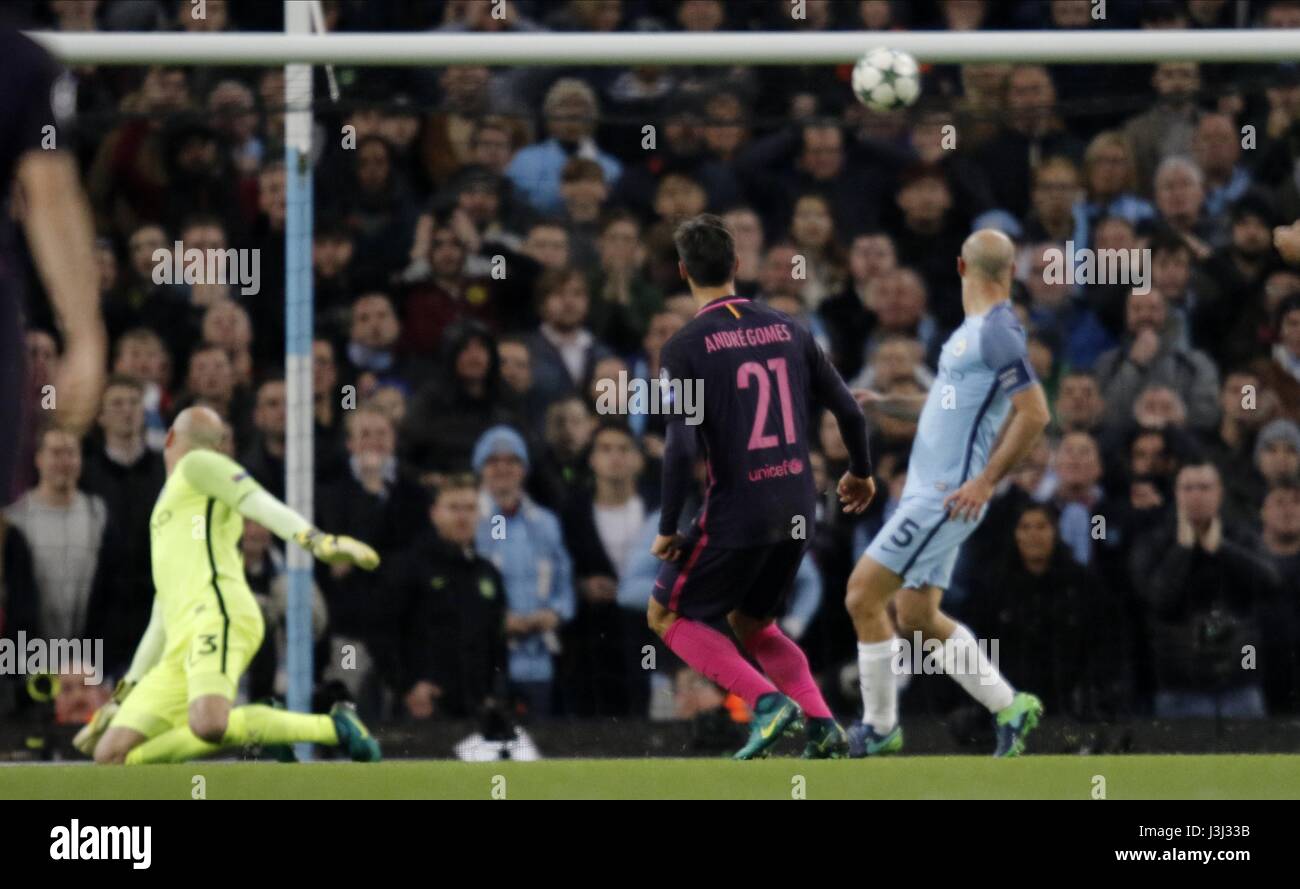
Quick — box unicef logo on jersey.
[748,457,804,482]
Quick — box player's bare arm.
[15,150,106,435]
[944,382,1050,521]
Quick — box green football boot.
[733,693,802,760]
[331,701,382,762]
[802,717,849,759]
[994,692,1043,757]
[847,722,903,757]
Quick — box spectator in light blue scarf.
[472,425,575,717]
[1071,130,1156,252]
[505,78,622,216]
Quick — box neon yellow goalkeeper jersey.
[148,449,263,633]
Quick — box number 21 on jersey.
[737,358,796,450]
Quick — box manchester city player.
[87,406,383,765]
[847,229,1050,758]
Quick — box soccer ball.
[851,47,921,112]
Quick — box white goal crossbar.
[28,28,1300,67]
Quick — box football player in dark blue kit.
[0,27,105,503]
[646,215,875,759]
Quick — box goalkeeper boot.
[733,693,802,760]
[994,691,1043,758]
[331,702,381,762]
[846,722,903,758]
[801,717,849,759]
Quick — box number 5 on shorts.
[889,518,921,549]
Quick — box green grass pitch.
[1,755,1297,799]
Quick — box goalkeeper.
[83,406,382,765]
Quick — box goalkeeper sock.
[224,704,339,746]
[125,705,339,764]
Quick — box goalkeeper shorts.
[113,609,265,739]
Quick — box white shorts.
[863,493,986,590]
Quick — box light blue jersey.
[903,301,1036,499]
[869,301,1036,589]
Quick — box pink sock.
[743,624,833,719]
[663,619,777,708]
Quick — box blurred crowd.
[1,0,1299,733]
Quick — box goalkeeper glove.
[73,679,135,757]
[293,528,381,570]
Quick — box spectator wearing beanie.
[471,425,575,717]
